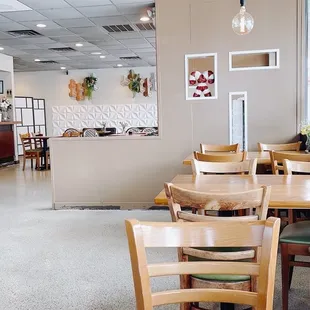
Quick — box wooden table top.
[27,136,50,140]
[154,174,310,209]
[183,151,308,166]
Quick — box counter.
[0,121,20,166]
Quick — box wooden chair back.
[63,128,81,137]
[200,143,240,153]
[194,151,247,162]
[165,183,271,222]
[283,159,310,175]
[192,158,257,175]
[31,133,43,149]
[83,128,99,137]
[19,133,32,153]
[258,142,301,152]
[126,218,280,310]
[270,151,310,174]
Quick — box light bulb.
[232,6,254,35]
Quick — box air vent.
[49,47,76,52]
[39,60,59,64]
[7,30,42,37]
[120,56,141,60]
[102,24,134,33]
[135,23,156,31]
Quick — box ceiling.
[0,0,156,72]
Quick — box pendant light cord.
[240,0,245,7]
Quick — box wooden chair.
[270,151,310,175]
[63,128,81,137]
[164,183,271,310]
[126,218,280,310]
[258,141,301,152]
[280,161,310,310]
[31,133,43,150]
[192,158,257,176]
[194,151,247,162]
[200,143,240,153]
[20,133,42,171]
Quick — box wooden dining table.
[154,174,310,209]
[182,151,308,166]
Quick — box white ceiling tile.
[54,18,95,28]
[18,0,71,9]
[140,30,155,38]
[115,2,151,14]
[0,15,12,22]
[0,22,28,31]
[20,20,62,30]
[108,49,131,55]
[0,39,25,46]
[38,8,84,19]
[112,0,152,3]
[66,0,112,6]
[1,10,48,22]
[14,44,41,50]
[125,14,144,23]
[38,28,75,37]
[0,31,13,39]
[21,37,58,44]
[0,0,32,12]
[52,35,84,43]
[110,31,142,39]
[35,42,68,49]
[131,47,155,53]
[147,37,156,43]
[90,16,128,26]
[119,38,149,47]
[77,5,120,18]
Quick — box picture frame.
[0,80,4,94]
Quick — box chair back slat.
[200,143,240,153]
[19,133,32,152]
[192,158,257,175]
[194,151,246,162]
[258,141,301,151]
[283,159,310,174]
[63,128,81,137]
[126,218,280,310]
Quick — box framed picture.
[0,81,4,94]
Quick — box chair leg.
[281,243,289,310]
[30,158,33,169]
[274,209,279,218]
[36,154,40,170]
[23,156,26,171]
[288,209,294,224]
[289,255,295,289]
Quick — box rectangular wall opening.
[229,49,280,71]
[229,92,248,151]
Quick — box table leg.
[220,303,235,310]
[42,139,48,170]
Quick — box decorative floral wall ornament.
[68,79,85,101]
[189,70,215,97]
[121,69,156,98]
[84,73,98,100]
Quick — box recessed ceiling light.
[75,43,83,47]
[117,64,123,67]
[0,47,4,51]
[92,52,102,55]
[36,24,46,28]
[60,67,66,70]
[100,55,106,59]
[140,16,150,22]
[34,59,40,62]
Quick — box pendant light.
[232,0,254,35]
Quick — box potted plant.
[84,74,98,100]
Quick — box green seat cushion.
[280,221,310,245]
[188,247,251,282]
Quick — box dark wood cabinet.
[0,122,19,165]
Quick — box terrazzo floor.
[0,165,309,309]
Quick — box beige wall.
[50,0,299,208]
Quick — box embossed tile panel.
[52,103,158,135]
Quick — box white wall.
[15,67,157,135]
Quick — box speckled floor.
[0,165,309,309]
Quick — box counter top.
[0,121,21,126]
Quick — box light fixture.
[60,67,66,70]
[36,23,46,28]
[0,47,4,51]
[140,16,150,22]
[100,55,106,59]
[92,52,102,55]
[117,64,123,67]
[34,59,40,62]
[75,43,83,47]
[232,0,254,35]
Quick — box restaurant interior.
[0,0,310,309]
